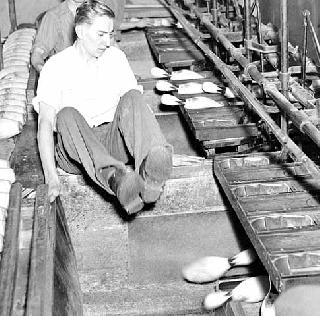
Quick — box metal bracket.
[245,39,278,53]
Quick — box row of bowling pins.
[151,67,236,109]
[182,249,273,312]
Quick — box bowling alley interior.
[1,0,320,315]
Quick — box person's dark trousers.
[55,89,172,196]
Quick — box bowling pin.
[151,67,204,80]
[182,249,257,283]
[203,275,270,311]
[161,94,224,109]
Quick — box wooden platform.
[169,77,260,157]
[214,152,320,292]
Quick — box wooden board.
[179,102,258,142]
[12,119,44,189]
[160,76,260,154]
[26,185,83,315]
[0,183,22,316]
[214,152,320,292]
[146,26,205,68]
[26,185,55,316]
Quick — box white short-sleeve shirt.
[33,45,139,127]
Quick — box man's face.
[79,15,114,59]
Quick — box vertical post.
[280,0,288,141]
[205,0,210,13]
[225,0,229,20]
[212,0,218,25]
[302,10,309,88]
[255,0,264,72]
[316,99,320,128]
[314,80,320,127]
[231,0,242,20]
[244,0,252,61]
[0,30,3,70]
[8,0,18,33]
[211,0,219,55]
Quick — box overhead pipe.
[162,0,320,174]
[167,0,320,152]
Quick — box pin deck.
[214,152,320,291]
[146,26,205,69]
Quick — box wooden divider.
[0,183,22,316]
[0,184,82,315]
[26,184,83,315]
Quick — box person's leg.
[55,107,144,214]
[104,89,173,203]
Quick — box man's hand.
[38,102,60,203]
[31,47,46,72]
[31,54,44,72]
[47,173,61,202]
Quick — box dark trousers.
[55,89,172,195]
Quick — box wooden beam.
[25,185,83,315]
[0,183,22,316]
[26,185,55,316]
[8,0,17,33]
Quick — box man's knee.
[119,89,150,117]
[56,107,83,132]
[120,89,142,109]
[123,89,142,100]
[57,107,79,120]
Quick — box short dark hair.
[75,0,115,26]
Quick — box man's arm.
[31,11,57,72]
[37,102,60,202]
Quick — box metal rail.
[162,0,320,174]
[164,0,320,151]
[280,0,288,135]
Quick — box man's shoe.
[140,146,173,203]
[109,168,144,215]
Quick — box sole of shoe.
[140,146,172,204]
[117,172,144,215]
